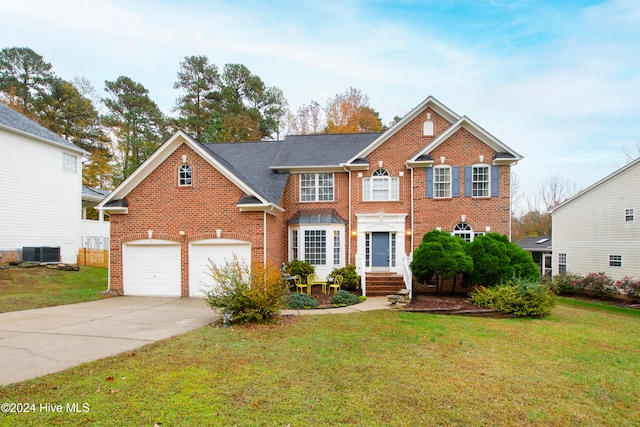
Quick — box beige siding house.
[551,157,640,280]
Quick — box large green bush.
[328,265,359,291]
[410,230,473,293]
[204,258,288,325]
[468,277,555,317]
[465,233,540,287]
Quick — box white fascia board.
[100,206,128,214]
[346,96,460,165]
[98,130,270,210]
[0,124,87,155]
[552,156,640,213]
[405,159,434,168]
[238,203,284,215]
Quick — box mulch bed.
[404,293,500,316]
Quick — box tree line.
[0,47,385,189]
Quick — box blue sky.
[1,0,639,210]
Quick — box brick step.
[365,273,406,296]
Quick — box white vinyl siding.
[0,130,82,263]
[552,160,640,280]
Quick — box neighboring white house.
[0,102,86,263]
[552,157,640,280]
[81,185,111,251]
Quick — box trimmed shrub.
[551,272,584,295]
[330,289,360,306]
[616,276,640,303]
[328,265,359,291]
[578,272,618,300]
[287,292,319,309]
[468,277,556,317]
[204,257,288,325]
[465,233,540,287]
[284,259,315,285]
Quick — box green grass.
[0,265,108,312]
[1,300,639,426]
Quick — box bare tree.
[521,176,580,237]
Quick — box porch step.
[365,273,406,297]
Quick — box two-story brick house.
[98,96,522,297]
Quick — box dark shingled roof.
[515,236,552,252]
[271,133,381,168]
[201,141,289,205]
[0,102,83,152]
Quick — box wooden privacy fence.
[77,248,109,268]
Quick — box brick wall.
[109,142,284,295]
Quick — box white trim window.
[363,168,399,201]
[472,164,490,198]
[300,173,334,202]
[305,230,326,265]
[178,164,192,186]
[558,253,567,274]
[625,208,635,222]
[63,152,77,174]
[609,254,622,267]
[434,165,451,198]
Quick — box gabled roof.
[0,102,85,154]
[271,133,380,171]
[346,96,460,165]
[97,130,286,214]
[407,115,523,166]
[552,156,640,213]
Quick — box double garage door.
[122,239,251,297]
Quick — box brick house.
[98,96,522,297]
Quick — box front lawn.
[0,265,108,312]
[1,300,639,426]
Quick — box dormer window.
[178,164,192,186]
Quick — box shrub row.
[550,272,640,303]
[468,277,556,317]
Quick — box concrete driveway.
[0,297,217,386]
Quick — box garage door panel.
[189,240,251,297]
[123,242,181,296]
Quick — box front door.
[371,232,389,269]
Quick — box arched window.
[363,168,399,201]
[453,222,473,242]
[178,164,192,186]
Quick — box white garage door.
[189,239,251,297]
[123,241,181,296]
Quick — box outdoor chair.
[294,275,307,294]
[329,275,343,295]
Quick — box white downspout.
[343,165,352,264]
[263,210,268,266]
